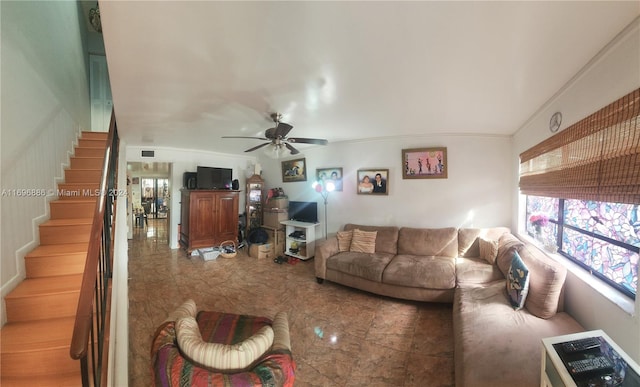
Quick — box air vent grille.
[141,150,155,158]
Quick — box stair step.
[81,131,108,140]
[70,156,104,170]
[50,200,96,219]
[25,243,88,278]
[0,317,79,378]
[77,138,107,148]
[1,373,82,387]
[56,183,101,200]
[64,169,102,183]
[39,219,92,245]
[74,147,105,158]
[4,275,82,322]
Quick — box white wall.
[0,1,91,324]
[126,146,257,248]
[258,134,513,240]
[513,19,640,360]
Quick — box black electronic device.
[288,201,318,223]
[196,166,232,190]
[567,356,614,377]
[183,172,197,189]
[562,337,601,353]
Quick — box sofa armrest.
[314,237,339,280]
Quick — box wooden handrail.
[70,109,119,386]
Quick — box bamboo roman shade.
[519,88,640,204]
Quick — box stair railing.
[70,110,119,386]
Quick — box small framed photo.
[316,167,343,191]
[281,158,307,182]
[131,177,140,185]
[402,147,447,179]
[357,169,389,195]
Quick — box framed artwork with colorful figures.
[402,147,447,179]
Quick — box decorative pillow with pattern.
[506,251,530,310]
[478,237,499,264]
[176,315,274,371]
[337,230,354,252]
[349,229,377,254]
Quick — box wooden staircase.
[1,132,108,386]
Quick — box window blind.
[519,88,640,204]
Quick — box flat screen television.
[196,166,232,190]
[288,201,318,223]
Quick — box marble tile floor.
[128,220,454,386]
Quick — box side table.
[541,329,640,387]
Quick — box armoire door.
[215,192,239,243]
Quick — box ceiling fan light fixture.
[263,143,287,159]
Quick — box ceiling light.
[263,143,287,159]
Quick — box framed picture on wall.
[281,158,307,182]
[402,147,447,179]
[357,169,389,195]
[316,167,343,191]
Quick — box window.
[520,89,639,300]
[526,195,639,298]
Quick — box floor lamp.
[313,181,335,239]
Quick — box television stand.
[281,220,320,260]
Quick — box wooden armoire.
[179,189,240,252]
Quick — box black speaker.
[232,179,239,190]
[183,172,197,189]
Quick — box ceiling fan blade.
[222,136,269,141]
[244,143,271,152]
[265,127,276,139]
[284,142,300,155]
[274,122,293,138]
[287,137,328,145]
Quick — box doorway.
[127,162,171,244]
[141,178,169,219]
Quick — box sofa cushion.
[336,230,353,252]
[397,227,458,257]
[506,251,530,310]
[383,255,456,289]
[350,229,377,254]
[453,283,584,387]
[326,252,395,282]
[496,233,525,278]
[456,257,504,286]
[344,224,399,254]
[518,244,568,319]
[458,227,510,257]
[479,237,499,264]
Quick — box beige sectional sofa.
[314,223,585,387]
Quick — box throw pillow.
[506,251,530,310]
[496,233,525,278]
[478,237,499,264]
[337,230,354,252]
[350,229,377,254]
[176,315,274,371]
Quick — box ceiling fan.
[222,113,328,156]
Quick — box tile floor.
[128,219,454,386]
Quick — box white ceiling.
[100,1,639,157]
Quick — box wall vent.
[141,150,155,158]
